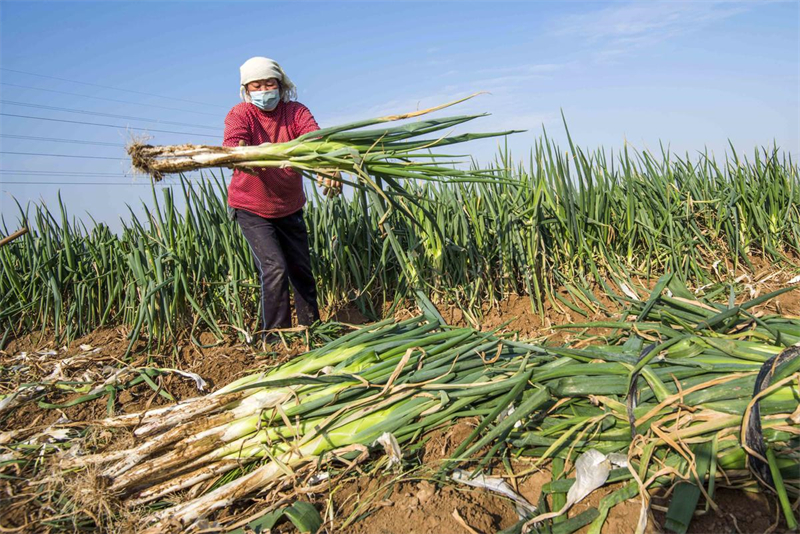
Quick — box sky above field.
[1,0,798,231]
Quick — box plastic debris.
[373,432,403,468]
[523,449,628,530]
[159,368,208,391]
[565,449,627,506]
[307,472,330,486]
[619,283,640,300]
[451,469,537,519]
[497,404,523,428]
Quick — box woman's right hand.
[317,171,342,198]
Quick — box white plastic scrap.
[307,472,330,486]
[40,428,75,443]
[619,283,640,301]
[565,449,627,507]
[524,449,627,530]
[497,404,523,428]
[158,368,208,392]
[451,469,537,519]
[373,432,403,468]
[789,274,800,285]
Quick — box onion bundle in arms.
[128,94,522,197]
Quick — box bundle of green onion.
[62,279,798,533]
[71,312,548,531]
[128,94,520,195]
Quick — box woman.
[224,56,339,344]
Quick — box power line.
[1,181,179,186]
[1,82,223,117]
[0,134,125,147]
[0,169,209,177]
[0,68,226,109]
[0,113,221,138]
[1,169,138,176]
[0,151,126,160]
[0,100,219,130]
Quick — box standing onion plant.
[1,105,798,349]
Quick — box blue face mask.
[250,90,280,111]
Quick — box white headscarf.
[239,57,297,103]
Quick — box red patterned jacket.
[223,101,320,218]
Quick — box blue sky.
[1,1,797,231]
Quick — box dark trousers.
[234,208,320,334]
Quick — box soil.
[335,479,518,534]
[652,488,789,534]
[437,290,616,346]
[328,465,791,534]
[324,303,370,325]
[325,416,795,534]
[327,421,520,534]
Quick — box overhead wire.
[0,68,227,109]
[1,181,180,186]
[0,169,209,177]
[1,82,223,117]
[0,134,125,147]
[0,113,221,138]
[1,169,140,176]
[0,100,220,130]
[1,70,227,187]
[0,151,126,160]
[1,168,216,187]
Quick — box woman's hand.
[316,170,342,198]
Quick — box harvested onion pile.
[57,278,800,533]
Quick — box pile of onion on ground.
[11,276,796,534]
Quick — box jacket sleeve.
[223,106,251,147]
[292,103,321,137]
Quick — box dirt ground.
[326,422,792,534]
[1,269,798,534]
[328,474,789,534]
